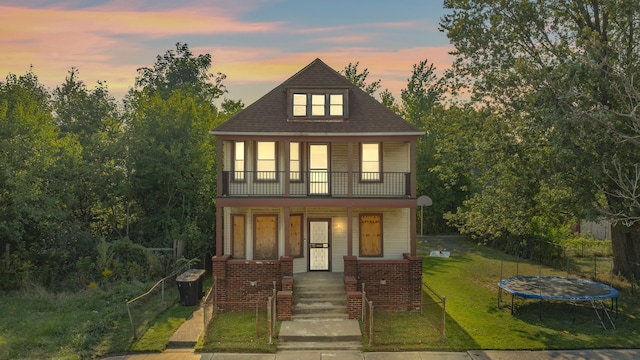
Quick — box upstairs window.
[293,94,307,116]
[289,89,348,119]
[290,142,301,181]
[233,141,245,181]
[329,94,343,116]
[256,141,276,180]
[361,142,381,181]
[311,94,325,116]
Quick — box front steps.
[278,272,362,351]
[293,271,348,320]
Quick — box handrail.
[221,170,411,197]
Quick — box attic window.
[289,89,348,120]
[329,94,343,116]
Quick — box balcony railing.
[221,171,411,198]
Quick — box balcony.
[221,171,411,198]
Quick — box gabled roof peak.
[211,58,423,137]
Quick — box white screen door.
[309,220,330,271]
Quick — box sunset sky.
[0,0,454,105]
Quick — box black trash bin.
[176,269,206,306]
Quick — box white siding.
[383,142,410,172]
[332,143,348,172]
[224,206,412,271]
[352,208,410,259]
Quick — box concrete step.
[295,292,346,299]
[291,312,349,320]
[277,341,362,351]
[294,303,347,315]
[278,318,361,343]
[293,297,347,307]
[292,272,348,319]
[295,285,345,292]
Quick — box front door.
[308,219,331,271]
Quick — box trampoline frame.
[498,275,618,330]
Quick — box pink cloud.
[210,45,456,104]
[0,3,281,99]
[315,35,372,44]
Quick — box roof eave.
[209,131,425,137]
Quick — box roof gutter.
[209,131,425,137]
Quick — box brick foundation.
[212,256,292,312]
[343,254,423,318]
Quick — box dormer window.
[289,89,348,120]
[329,94,343,116]
[293,94,307,116]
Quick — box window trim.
[232,141,246,182]
[289,214,304,258]
[308,143,330,195]
[360,142,382,182]
[287,88,349,120]
[254,141,278,182]
[289,142,304,182]
[231,214,246,259]
[359,213,383,257]
[253,214,279,260]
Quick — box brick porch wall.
[343,253,423,318]
[212,256,293,312]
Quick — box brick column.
[347,291,362,319]
[279,256,293,277]
[282,276,293,291]
[212,255,230,306]
[344,275,357,292]
[343,256,357,278]
[404,253,423,309]
[277,291,292,320]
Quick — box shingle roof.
[211,58,423,136]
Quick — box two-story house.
[210,59,424,319]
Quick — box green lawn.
[199,310,278,353]
[1,238,638,358]
[130,304,197,352]
[417,237,640,350]
[0,284,135,360]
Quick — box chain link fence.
[497,239,635,295]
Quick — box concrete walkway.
[166,306,204,348]
[105,349,640,360]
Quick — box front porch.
[211,253,423,319]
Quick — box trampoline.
[498,276,618,329]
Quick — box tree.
[441,0,640,278]
[52,68,125,237]
[400,60,443,129]
[0,71,84,288]
[398,60,456,233]
[135,42,226,102]
[125,43,224,259]
[341,62,381,96]
[217,98,245,124]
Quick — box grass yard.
[1,237,638,358]
[129,304,197,352]
[416,236,640,350]
[198,310,278,353]
[0,284,136,359]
